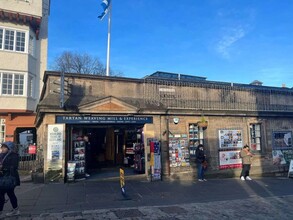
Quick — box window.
[0,27,27,52]
[1,72,24,96]
[28,75,34,97]
[14,74,24,95]
[250,124,261,151]
[2,73,13,95]
[188,123,204,158]
[4,29,14,51]
[0,28,3,49]
[0,119,5,144]
[16,31,26,52]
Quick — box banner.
[272,131,293,165]
[219,150,242,170]
[47,124,64,170]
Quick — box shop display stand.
[72,140,86,179]
[133,143,145,173]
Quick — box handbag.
[202,160,208,170]
[0,175,16,190]
[0,152,16,190]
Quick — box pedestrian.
[0,141,20,218]
[240,145,253,181]
[195,144,207,181]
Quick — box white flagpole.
[106,2,112,76]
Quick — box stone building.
[0,0,49,151]
[35,71,293,182]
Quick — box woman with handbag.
[195,144,207,182]
[0,141,20,218]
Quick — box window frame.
[0,26,27,53]
[249,123,262,153]
[0,71,25,96]
[0,119,5,144]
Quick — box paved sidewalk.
[2,176,293,219]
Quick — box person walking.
[0,141,20,218]
[195,144,207,181]
[240,145,253,181]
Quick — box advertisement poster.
[150,141,161,181]
[47,124,64,169]
[272,131,293,165]
[219,129,243,148]
[219,150,242,169]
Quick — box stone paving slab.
[23,195,293,220]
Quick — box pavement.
[1,175,293,219]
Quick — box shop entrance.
[68,125,145,179]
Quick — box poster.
[150,141,161,181]
[169,135,190,167]
[219,150,242,169]
[219,129,243,148]
[67,161,76,181]
[272,131,293,165]
[47,124,64,170]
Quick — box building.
[0,0,50,151]
[35,71,293,182]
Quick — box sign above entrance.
[56,115,153,124]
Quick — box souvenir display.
[72,140,86,178]
[169,135,190,167]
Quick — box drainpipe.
[166,112,171,176]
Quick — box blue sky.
[48,0,293,88]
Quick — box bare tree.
[51,51,122,76]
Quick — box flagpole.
[106,1,112,76]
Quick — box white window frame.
[0,26,28,53]
[27,75,34,98]
[0,119,5,144]
[250,124,262,152]
[0,71,25,96]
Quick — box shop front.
[56,116,153,181]
[35,71,293,182]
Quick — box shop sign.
[28,144,37,154]
[56,115,153,124]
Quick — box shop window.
[250,124,261,151]
[188,123,204,158]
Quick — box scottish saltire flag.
[98,0,111,20]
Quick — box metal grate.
[112,209,144,218]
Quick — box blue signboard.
[56,115,153,124]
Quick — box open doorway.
[69,125,145,179]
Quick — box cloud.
[216,26,246,59]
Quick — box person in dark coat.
[195,144,207,181]
[0,141,20,217]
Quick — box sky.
[48,0,293,88]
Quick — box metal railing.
[143,78,293,112]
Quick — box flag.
[98,0,111,20]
